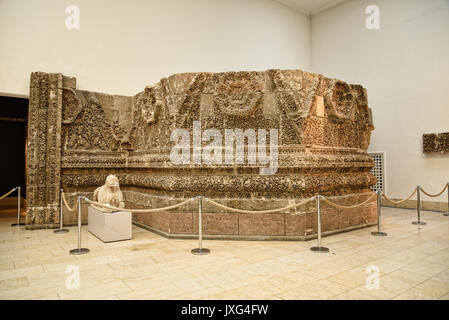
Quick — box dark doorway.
[0,96,28,203]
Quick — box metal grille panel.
[369,152,385,193]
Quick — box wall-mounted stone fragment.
[423,132,449,153]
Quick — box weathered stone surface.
[26,72,63,226]
[26,69,376,238]
[92,175,125,212]
[423,132,449,153]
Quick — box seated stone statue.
[92,175,125,213]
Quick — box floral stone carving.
[423,133,449,153]
[26,69,377,239]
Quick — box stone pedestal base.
[131,192,377,241]
[88,206,132,242]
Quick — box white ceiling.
[276,0,347,15]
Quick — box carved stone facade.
[26,69,376,239]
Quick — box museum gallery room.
[0,0,448,304]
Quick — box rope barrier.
[60,182,447,216]
[0,187,17,201]
[54,188,69,234]
[125,192,186,200]
[420,184,448,198]
[382,188,417,204]
[203,197,313,214]
[60,181,447,257]
[61,192,79,212]
[83,197,196,213]
[322,192,377,209]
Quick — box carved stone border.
[26,72,75,227]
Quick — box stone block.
[88,206,132,242]
[238,213,284,236]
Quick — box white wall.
[0,0,311,97]
[312,0,449,202]
[2,0,447,202]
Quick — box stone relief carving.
[213,72,263,117]
[324,79,357,121]
[423,133,449,153]
[26,72,65,226]
[61,90,134,152]
[27,69,375,233]
[140,86,164,125]
[61,88,82,124]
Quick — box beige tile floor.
[0,207,448,300]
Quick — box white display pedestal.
[88,206,132,242]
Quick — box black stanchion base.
[412,221,427,225]
[11,223,25,227]
[371,231,388,236]
[69,248,90,255]
[191,248,211,255]
[310,246,329,253]
[54,229,69,234]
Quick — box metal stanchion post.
[310,195,329,253]
[412,186,426,225]
[191,196,210,255]
[444,183,449,217]
[54,188,69,234]
[11,186,25,227]
[372,189,387,236]
[69,196,90,255]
